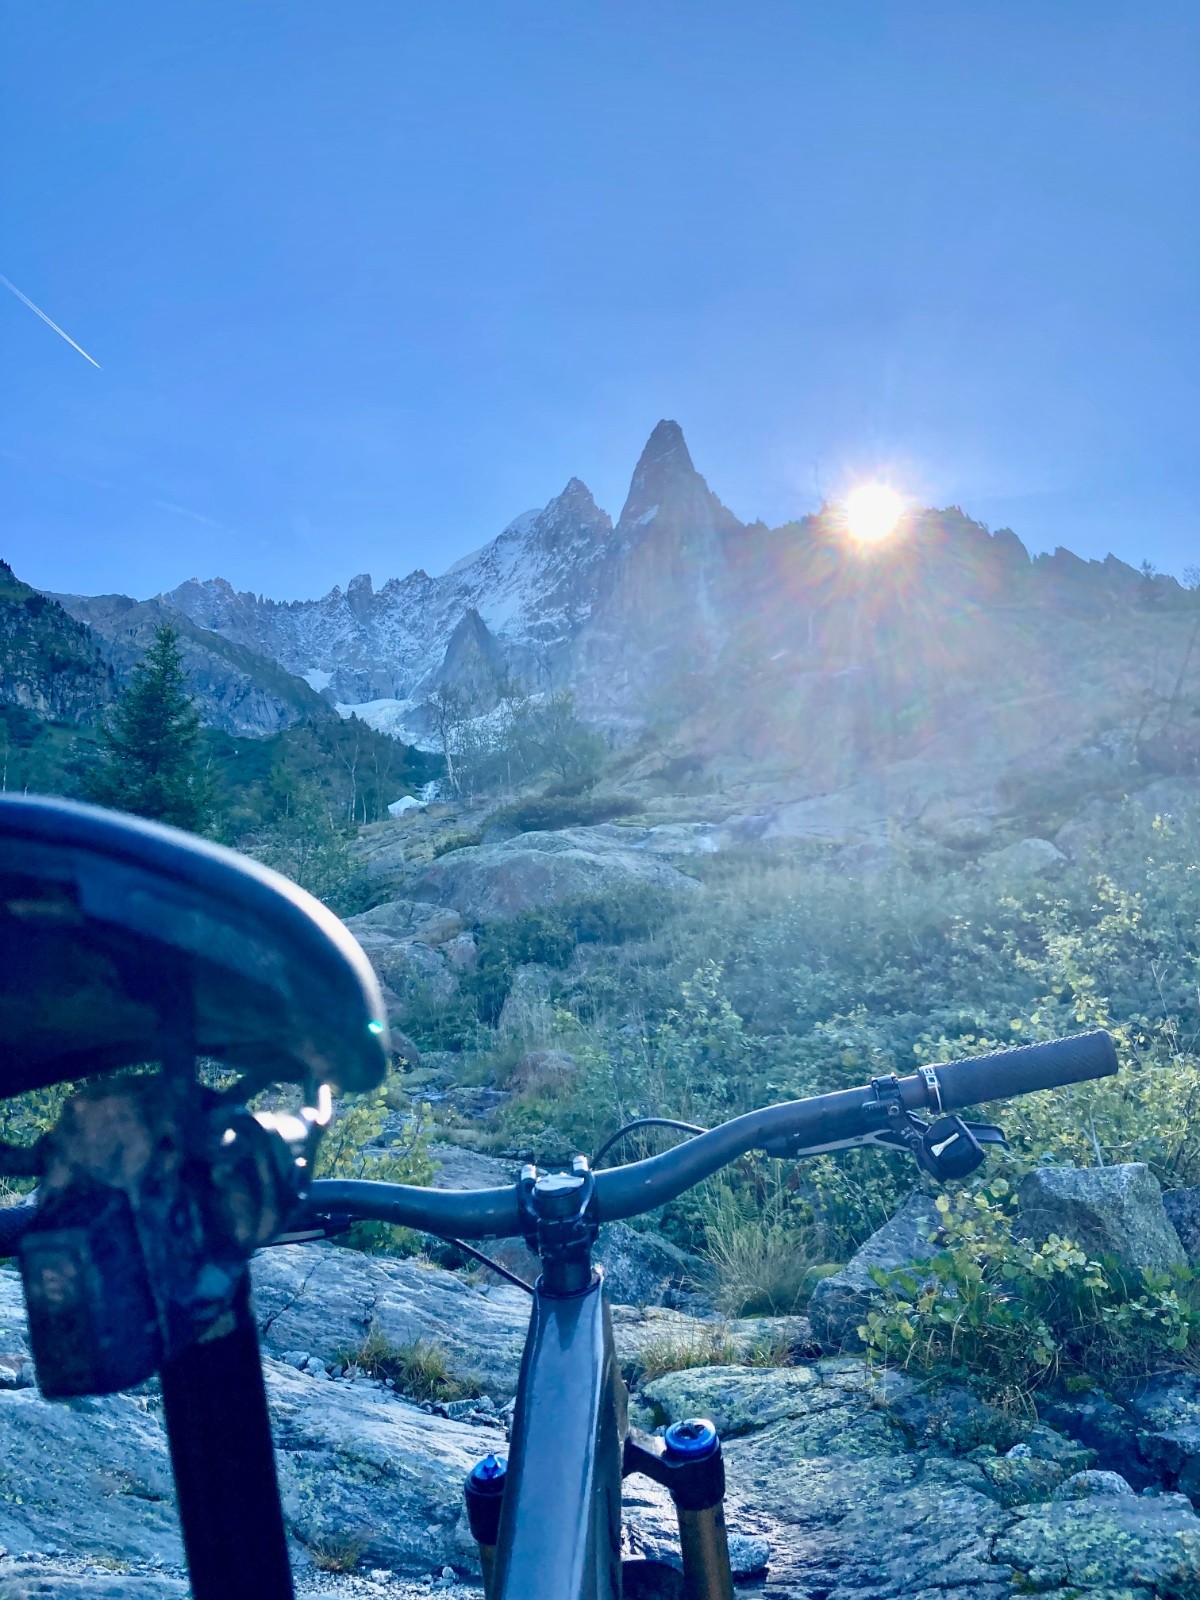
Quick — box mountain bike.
[0,794,1119,1600]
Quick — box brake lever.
[861,1074,1008,1180]
[918,1116,1006,1181]
[759,1074,1007,1182]
[265,1211,353,1247]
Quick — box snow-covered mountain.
[148,421,754,737]
[161,471,618,714]
[51,421,1198,786]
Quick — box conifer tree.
[85,623,212,832]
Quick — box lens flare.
[844,484,905,545]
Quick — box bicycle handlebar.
[306,1029,1117,1240]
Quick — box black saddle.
[0,794,388,1096]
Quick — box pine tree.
[85,623,212,832]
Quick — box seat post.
[159,1273,294,1600]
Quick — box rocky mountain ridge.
[77,422,1194,773]
[48,589,336,738]
[0,558,112,726]
[29,422,1200,846]
[142,422,1186,726]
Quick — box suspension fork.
[624,1422,735,1600]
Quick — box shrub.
[698,1167,824,1316]
[307,1531,369,1574]
[424,683,606,797]
[431,828,483,858]
[404,888,678,1044]
[0,1080,74,1211]
[488,793,638,834]
[860,1181,1195,1410]
[314,1078,433,1254]
[249,782,369,915]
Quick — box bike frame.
[160,1256,635,1600]
[496,1273,626,1599]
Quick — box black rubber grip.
[931,1030,1117,1112]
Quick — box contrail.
[0,274,101,368]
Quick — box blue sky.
[2,1,1197,599]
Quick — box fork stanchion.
[662,1421,734,1600]
[464,1452,508,1600]
[675,1503,734,1600]
[623,1419,734,1600]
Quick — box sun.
[843,484,906,545]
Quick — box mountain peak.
[518,477,613,554]
[556,476,606,517]
[430,606,507,704]
[618,420,738,537]
[545,476,603,518]
[641,419,693,472]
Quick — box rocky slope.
[7,1168,1200,1598]
[0,558,111,725]
[50,590,334,738]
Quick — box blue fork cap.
[468,1453,508,1490]
[664,1418,719,1460]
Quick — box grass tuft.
[339,1322,479,1404]
[307,1529,369,1573]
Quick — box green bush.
[861,1180,1195,1409]
[430,828,484,858]
[314,1077,433,1254]
[488,793,637,834]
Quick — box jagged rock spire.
[618,420,741,539]
[529,477,612,549]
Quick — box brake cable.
[443,1236,535,1296]
[591,1117,708,1169]
[448,1118,708,1291]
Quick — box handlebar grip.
[930,1029,1117,1112]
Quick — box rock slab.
[1015,1162,1185,1273]
[1163,1185,1200,1263]
[807,1192,941,1353]
[406,830,702,922]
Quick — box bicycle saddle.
[0,794,388,1097]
